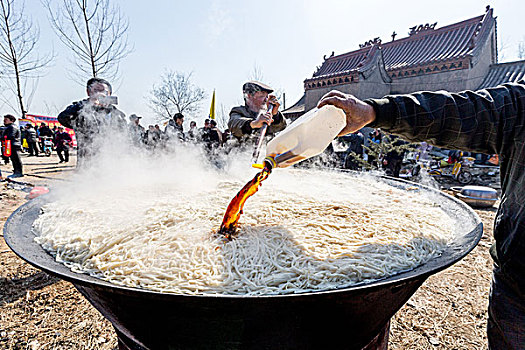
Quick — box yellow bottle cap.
[252,163,265,169]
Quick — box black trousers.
[57,148,69,162]
[27,141,39,156]
[487,266,525,349]
[9,148,23,175]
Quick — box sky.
[2,0,525,127]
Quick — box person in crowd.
[382,135,407,178]
[366,128,382,168]
[1,115,23,178]
[187,121,198,141]
[20,125,28,153]
[145,125,160,150]
[164,113,185,142]
[38,122,53,152]
[206,119,222,150]
[228,81,286,143]
[0,125,4,179]
[199,118,211,143]
[341,131,364,170]
[24,124,39,156]
[57,77,126,167]
[54,126,72,163]
[318,81,525,349]
[128,114,145,147]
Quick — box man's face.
[87,82,111,97]
[3,117,12,126]
[247,91,269,112]
[176,118,184,126]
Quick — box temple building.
[284,6,525,120]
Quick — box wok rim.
[3,174,484,299]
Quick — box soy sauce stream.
[218,164,272,240]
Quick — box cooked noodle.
[33,170,454,295]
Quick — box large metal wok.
[4,176,483,350]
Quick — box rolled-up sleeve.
[268,111,287,134]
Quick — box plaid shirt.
[366,80,525,294]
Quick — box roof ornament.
[391,31,397,41]
[409,22,437,36]
[323,51,335,60]
[359,37,382,49]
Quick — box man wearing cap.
[54,126,72,163]
[1,114,23,177]
[58,77,126,167]
[128,114,145,146]
[228,81,286,142]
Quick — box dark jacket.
[365,81,525,294]
[26,127,38,143]
[228,105,286,141]
[54,131,72,150]
[128,123,145,146]
[38,125,53,138]
[58,99,126,160]
[2,124,21,149]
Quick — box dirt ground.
[1,153,495,349]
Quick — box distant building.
[284,6,525,121]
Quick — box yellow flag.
[209,90,216,120]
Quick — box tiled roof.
[311,9,494,80]
[478,60,525,89]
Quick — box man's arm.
[268,111,287,134]
[57,101,83,129]
[228,111,253,138]
[319,82,525,155]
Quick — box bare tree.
[249,62,264,81]
[216,103,229,130]
[518,37,525,60]
[148,70,206,122]
[44,0,131,82]
[498,34,511,62]
[0,0,53,118]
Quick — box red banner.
[20,114,77,147]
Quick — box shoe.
[7,173,24,178]
[59,160,65,163]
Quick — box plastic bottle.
[255,105,346,169]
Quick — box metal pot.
[451,185,498,208]
[4,176,483,350]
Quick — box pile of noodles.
[33,170,455,295]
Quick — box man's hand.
[268,95,280,115]
[317,90,376,136]
[250,112,274,129]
